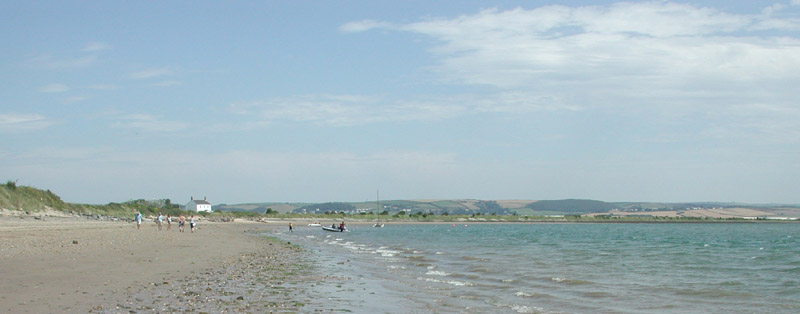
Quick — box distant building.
[186,196,212,212]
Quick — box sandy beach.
[0,216,332,313]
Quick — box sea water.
[275,223,800,313]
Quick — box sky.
[2,1,799,205]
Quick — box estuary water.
[275,223,800,313]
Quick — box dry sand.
[0,216,337,313]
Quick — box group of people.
[134,212,196,232]
[333,221,346,231]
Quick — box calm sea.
[274,223,800,313]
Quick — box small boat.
[322,226,347,232]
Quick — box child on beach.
[167,214,172,230]
[190,215,196,233]
[179,214,186,232]
[156,213,163,230]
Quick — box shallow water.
[275,223,800,313]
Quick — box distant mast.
[374,189,385,227]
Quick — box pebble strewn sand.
[0,215,346,313]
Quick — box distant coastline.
[2,182,798,223]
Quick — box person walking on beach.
[156,213,163,230]
[135,212,142,230]
[189,215,196,233]
[166,214,172,231]
[289,222,293,232]
[178,214,186,232]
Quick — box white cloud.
[345,2,800,93]
[82,42,112,52]
[111,114,188,132]
[39,83,70,93]
[130,68,172,79]
[0,114,52,132]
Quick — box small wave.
[582,291,613,298]
[469,267,491,274]
[510,304,546,313]
[406,255,431,262]
[461,255,489,262]
[551,277,591,285]
[375,248,400,257]
[515,291,553,299]
[674,288,752,298]
[426,270,451,277]
[417,277,473,286]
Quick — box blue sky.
[2,1,799,205]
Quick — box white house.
[186,196,213,212]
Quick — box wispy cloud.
[153,80,181,87]
[338,2,800,146]
[344,2,800,92]
[65,95,91,103]
[111,113,188,132]
[0,114,52,132]
[29,55,97,70]
[130,68,173,79]
[82,42,112,52]
[88,84,118,91]
[38,83,70,93]
[340,19,392,32]
[228,92,580,127]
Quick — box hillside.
[0,181,181,218]
[215,197,800,218]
